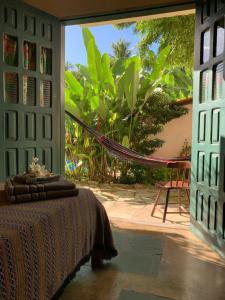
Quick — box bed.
[0,188,117,299]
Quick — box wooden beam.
[22,0,195,23]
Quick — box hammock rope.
[65,111,190,166]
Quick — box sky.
[65,24,140,66]
[65,24,159,67]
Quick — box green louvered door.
[0,0,64,180]
[191,0,225,255]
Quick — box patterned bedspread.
[0,188,117,300]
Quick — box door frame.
[60,1,225,258]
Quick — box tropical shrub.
[115,15,195,70]
[65,28,192,183]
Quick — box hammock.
[65,111,190,167]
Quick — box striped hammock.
[66,111,190,167]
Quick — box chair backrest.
[167,161,191,188]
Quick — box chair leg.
[186,189,190,204]
[151,189,162,217]
[178,189,181,214]
[163,189,170,223]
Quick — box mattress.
[0,188,117,299]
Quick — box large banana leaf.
[82,28,103,84]
[112,58,127,76]
[102,53,116,95]
[64,84,83,118]
[65,71,84,99]
[98,98,107,120]
[65,96,81,118]
[122,135,130,148]
[76,64,91,81]
[112,56,141,77]
[90,95,100,111]
[149,45,171,82]
[117,73,125,99]
[124,57,141,112]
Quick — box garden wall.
[152,102,192,157]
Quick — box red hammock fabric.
[66,111,190,167]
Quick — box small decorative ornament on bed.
[5,157,79,203]
[28,156,59,181]
[29,156,51,176]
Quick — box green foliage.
[110,39,132,66]
[65,71,84,99]
[65,28,191,183]
[111,39,132,59]
[115,15,195,70]
[118,165,170,185]
[180,139,192,157]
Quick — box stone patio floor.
[62,182,225,300]
[77,181,190,230]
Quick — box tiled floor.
[60,223,225,300]
[77,182,190,229]
[118,290,173,300]
[58,182,225,300]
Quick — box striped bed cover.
[0,188,117,299]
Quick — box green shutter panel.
[0,0,64,180]
[191,0,225,256]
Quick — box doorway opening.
[64,12,194,229]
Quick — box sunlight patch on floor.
[77,181,190,229]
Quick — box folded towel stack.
[5,174,79,203]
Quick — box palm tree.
[111,39,132,60]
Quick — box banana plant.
[64,28,193,182]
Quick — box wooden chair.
[151,161,191,222]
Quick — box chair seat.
[155,181,190,189]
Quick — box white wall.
[152,104,192,157]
